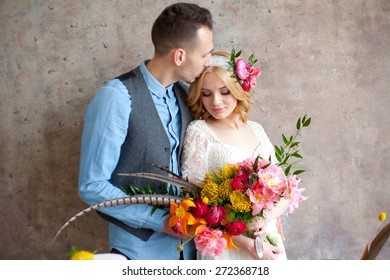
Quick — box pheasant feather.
[52,194,184,245]
[117,172,201,194]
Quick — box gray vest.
[98,65,193,240]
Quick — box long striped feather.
[117,172,201,194]
[52,194,184,245]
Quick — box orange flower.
[169,198,196,235]
[222,232,238,250]
[191,218,207,235]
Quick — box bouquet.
[52,115,311,258]
[169,156,307,257]
[166,115,311,257]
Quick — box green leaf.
[303,117,311,127]
[264,234,278,247]
[120,186,130,195]
[253,155,260,172]
[274,145,281,155]
[151,206,158,215]
[275,152,282,162]
[290,142,300,148]
[162,211,169,217]
[291,152,303,159]
[262,162,271,169]
[129,185,140,195]
[293,169,306,175]
[282,134,289,145]
[296,117,302,130]
[284,164,292,176]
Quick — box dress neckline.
[199,120,261,157]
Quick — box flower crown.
[212,48,261,92]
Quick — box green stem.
[177,234,196,252]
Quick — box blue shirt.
[78,62,194,259]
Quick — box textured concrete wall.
[1,0,389,260]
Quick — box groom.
[78,2,214,260]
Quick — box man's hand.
[162,217,194,239]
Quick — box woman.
[181,51,289,260]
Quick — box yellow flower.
[229,190,251,213]
[68,246,95,260]
[70,250,94,260]
[219,179,233,200]
[201,182,220,205]
[378,212,386,221]
[217,164,238,180]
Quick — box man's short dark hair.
[151,2,213,56]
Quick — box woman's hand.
[260,241,284,260]
[232,235,283,260]
[247,216,268,237]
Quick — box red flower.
[226,221,247,236]
[206,206,224,226]
[192,199,208,218]
[232,174,249,190]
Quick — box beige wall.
[1,0,389,259]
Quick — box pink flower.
[250,67,261,78]
[248,68,261,88]
[206,205,224,226]
[286,175,307,214]
[237,157,256,174]
[171,220,183,235]
[225,221,246,236]
[192,198,208,218]
[235,58,251,80]
[242,80,251,91]
[194,227,227,257]
[238,157,269,174]
[232,174,249,190]
[235,58,261,91]
[246,181,278,215]
[258,164,287,195]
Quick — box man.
[78,2,214,260]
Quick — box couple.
[78,2,288,260]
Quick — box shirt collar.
[140,61,174,99]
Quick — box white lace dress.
[181,120,287,260]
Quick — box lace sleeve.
[181,121,209,185]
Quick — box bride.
[181,51,288,260]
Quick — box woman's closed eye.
[201,91,211,97]
[201,90,230,97]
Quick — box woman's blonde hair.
[188,51,253,122]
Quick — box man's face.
[180,26,213,83]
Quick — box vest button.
[164,147,169,152]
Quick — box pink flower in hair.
[235,58,251,80]
[233,54,261,91]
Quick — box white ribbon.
[211,55,230,70]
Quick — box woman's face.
[200,72,238,120]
